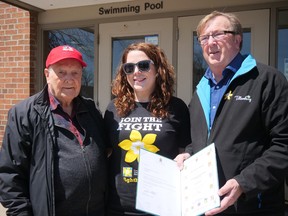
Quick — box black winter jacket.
[186,55,288,215]
[0,85,107,216]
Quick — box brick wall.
[0,2,38,147]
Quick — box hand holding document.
[136,143,220,216]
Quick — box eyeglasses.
[123,60,154,75]
[198,30,237,45]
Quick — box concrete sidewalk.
[0,203,286,215]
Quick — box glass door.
[177,10,270,105]
[98,18,173,112]
[277,9,288,80]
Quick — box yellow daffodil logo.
[224,90,233,100]
[118,130,159,163]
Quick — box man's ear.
[235,35,242,48]
[44,68,50,79]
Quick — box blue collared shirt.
[204,53,245,129]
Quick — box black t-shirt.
[104,97,191,214]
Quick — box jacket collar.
[195,54,257,136]
[33,85,89,118]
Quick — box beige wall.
[37,0,281,24]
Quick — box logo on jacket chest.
[224,91,252,103]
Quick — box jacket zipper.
[81,139,93,216]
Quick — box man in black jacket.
[175,11,288,215]
[0,45,108,216]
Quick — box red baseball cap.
[46,45,87,68]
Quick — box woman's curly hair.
[112,42,175,118]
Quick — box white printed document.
[136,143,220,216]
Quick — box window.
[277,10,288,80]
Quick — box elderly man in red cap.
[0,45,108,216]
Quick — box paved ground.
[0,203,287,215]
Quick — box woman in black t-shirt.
[104,42,191,216]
